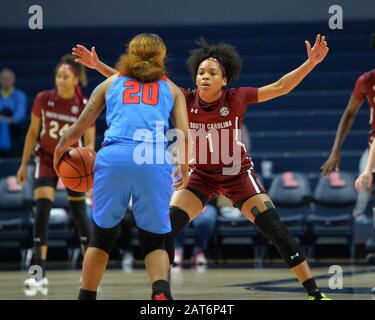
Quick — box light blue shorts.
[92,143,173,234]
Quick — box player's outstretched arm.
[54,75,115,169]
[355,140,375,191]
[72,44,117,78]
[16,114,41,185]
[320,95,364,176]
[258,34,329,103]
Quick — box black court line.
[227,267,375,295]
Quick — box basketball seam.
[60,154,83,189]
[77,147,89,191]
[60,173,94,179]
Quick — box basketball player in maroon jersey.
[17,57,95,288]
[322,33,375,294]
[73,34,330,299]
[322,34,375,176]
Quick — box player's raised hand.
[355,170,372,192]
[305,34,329,65]
[72,44,100,69]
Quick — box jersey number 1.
[123,80,159,106]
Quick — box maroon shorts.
[187,168,267,207]
[33,149,84,196]
[34,149,57,179]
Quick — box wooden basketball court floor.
[0,261,374,300]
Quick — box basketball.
[56,147,96,192]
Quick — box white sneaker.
[121,251,134,270]
[194,264,207,273]
[173,248,183,267]
[23,287,38,297]
[191,251,207,266]
[23,286,49,297]
[23,276,49,288]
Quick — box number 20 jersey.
[103,75,174,146]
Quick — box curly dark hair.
[187,38,242,84]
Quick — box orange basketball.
[57,147,96,192]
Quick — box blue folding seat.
[0,175,32,266]
[267,171,312,259]
[308,171,356,260]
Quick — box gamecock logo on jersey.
[220,106,229,117]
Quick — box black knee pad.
[89,222,120,254]
[164,232,175,265]
[138,227,170,260]
[167,207,191,264]
[170,206,190,239]
[254,208,305,268]
[68,200,92,243]
[34,198,52,245]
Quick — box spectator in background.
[0,68,27,152]
[0,68,27,128]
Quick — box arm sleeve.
[352,74,367,101]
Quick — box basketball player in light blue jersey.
[54,33,190,300]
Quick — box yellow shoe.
[308,292,331,300]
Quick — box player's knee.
[254,208,305,268]
[170,206,190,238]
[89,222,120,255]
[138,228,172,262]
